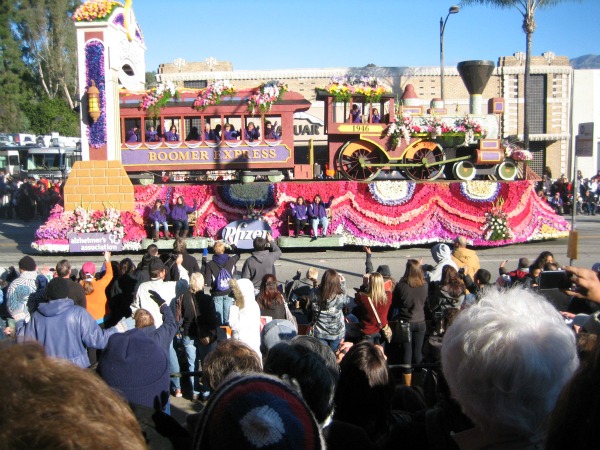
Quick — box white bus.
[24,145,82,181]
[0,147,24,177]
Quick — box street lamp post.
[440,5,460,103]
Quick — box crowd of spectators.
[538,167,600,216]
[1,234,600,450]
[0,172,62,221]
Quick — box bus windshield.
[28,154,62,171]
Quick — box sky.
[131,0,600,72]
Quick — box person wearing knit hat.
[98,329,170,410]
[80,252,113,326]
[6,255,43,323]
[362,247,395,293]
[17,277,128,368]
[98,300,188,449]
[133,258,189,398]
[192,373,325,450]
[260,319,297,356]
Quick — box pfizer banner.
[221,219,272,250]
[68,233,123,253]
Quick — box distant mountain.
[571,55,600,69]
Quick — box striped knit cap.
[193,373,324,450]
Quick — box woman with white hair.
[441,286,578,448]
[228,278,261,361]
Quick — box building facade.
[157,52,576,178]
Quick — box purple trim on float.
[121,145,292,165]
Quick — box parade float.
[31,0,570,253]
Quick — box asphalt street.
[1,214,599,286]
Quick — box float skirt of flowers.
[32,181,569,252]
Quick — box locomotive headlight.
[87,80,101,122]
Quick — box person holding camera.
[451,236,480,279]
[201,240,240,326]
[241,233,282,293]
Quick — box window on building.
[184,80,208,89]
[529,141,546,177]
[527,74,547,134]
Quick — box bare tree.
[15,0,79,109]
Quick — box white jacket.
[133,277,188,326]
[229,278,261,360]
[427,244,458,283]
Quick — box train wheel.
[403,141,445,181]
[453,161,476,181]
[338,140,383,182]
[497,161,518,181]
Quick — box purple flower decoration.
[85,40,106,148]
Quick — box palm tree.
[461,0,578,150]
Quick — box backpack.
[209,261,232,292]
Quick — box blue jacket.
[18,298,118,368]
[265,128,280,139]
[127,129,138,142]
[164,131,180,141]
[224,130,239,140]
[291,203,308,220]
[205,130,220,141]
[149,204,170,223]
[245,128,260,141]
[170,202,195,221]
[308,200,331,219]
[146,130,159,142]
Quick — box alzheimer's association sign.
[68,233,123,253]
[222,220,271,250]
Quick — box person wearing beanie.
[98,290,190,448]
[133,258,189,398]
[80,251,113,325]
[499,257,530,285]
[98,295,176,411]
[260,319,297,356]
[192,373,325,450]
[7,256,45,323]
[17,277,128,368]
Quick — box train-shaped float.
[118,61,529,185]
